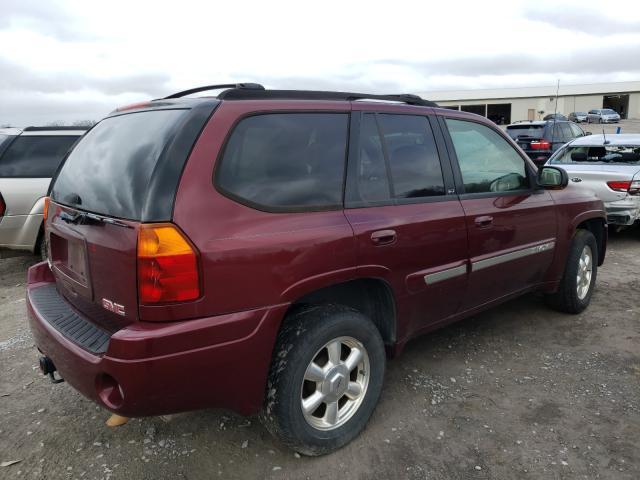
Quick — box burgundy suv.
[27,84,607,455]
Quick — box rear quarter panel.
[168,100,357,321]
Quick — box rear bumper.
[0,213,42,251]
[27,261,287,417]
[604,197,640,226]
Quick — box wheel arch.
[284,277,398,351]
[575,216,607,266]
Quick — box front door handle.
[371,229,397,246]
[474,215,494,228]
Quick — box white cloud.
[0,0,639,125]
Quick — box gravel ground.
[1,229,639,480]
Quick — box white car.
[547,134,640,227]
[0,127,87,257]
[586,109,621,124]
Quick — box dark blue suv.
[506,120,587,167]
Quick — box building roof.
[417,80,640,103]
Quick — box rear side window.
[446,119,528,194]
[216,113,349,211]
[346,113,445,207]
[52,109,188,219]
[378,114,445,198]
[0,136,79,177]
[506,125,544,140]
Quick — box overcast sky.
[1,0,639,126]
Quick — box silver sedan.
[546,134,640,227]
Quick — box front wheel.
[546,229,598,314]
[261,305,385,456]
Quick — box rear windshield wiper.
[59,211,132,229]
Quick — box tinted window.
[52,109,188,219]
[506,125,544,139]
[0,135,79,177]
[560,123,573,140]
[348,114,391,205]
[377,114,444,198]
[216,113,348,211]
[446,119,528,194]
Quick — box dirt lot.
[0,226,638,480]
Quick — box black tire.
[261,304,385,456]
[546,229,598,314]
[35,234,47,262]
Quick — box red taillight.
[0,193,5,217]
[531,140,551,150]
[137,224,200,304]
[607,180,631,192]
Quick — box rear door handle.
[474,215,494,228]
[371,229,397,246]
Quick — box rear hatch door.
[47,106,207,327]
[506,124,545,153]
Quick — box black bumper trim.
[30,284,112,354]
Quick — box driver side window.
[445,119,528,194]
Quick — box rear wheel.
[546,229,598,313]
[261,305,385,456]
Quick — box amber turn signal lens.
[43,197,50,224]
[137,224,200,304]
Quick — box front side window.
[216,113,349,211]
[0,135,79,177]
[446,119,528,194]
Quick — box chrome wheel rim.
[300,336,370,431]
[576,245,593,300]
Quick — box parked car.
[505,120,587,167]
[587,109,620,124]
[28,84,607,456]
[547,134,640,227]
[0,126,87,258]
[543,113,567,121]
[568,112,588,123]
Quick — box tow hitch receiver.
[39,356,64,384]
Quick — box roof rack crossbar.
[216,88,437,107]
[164,83,265,99]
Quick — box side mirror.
[537,166,568,189]
[585,131,592,136]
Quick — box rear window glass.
[506,125,544,139]
[550,145,640,165]
[51,109,187,219]
[0,135,79,177]
[216,113,348,211]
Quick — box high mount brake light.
[531,140,552,150]
[137,224,200,304]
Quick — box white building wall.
[437,92,640,121]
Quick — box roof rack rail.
[217,88,437,107]
[164,83,265,99]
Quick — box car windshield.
[550,145,640,165]
[602,109,617,115]
[574,112,586,116]
[506,125,544,139]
